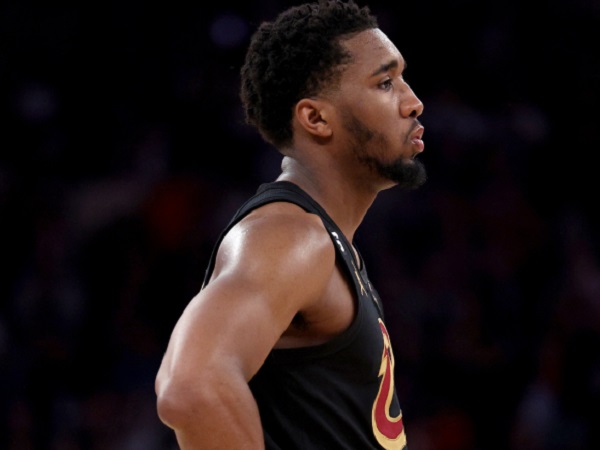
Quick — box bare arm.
[155,206,335,449]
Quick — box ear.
[295,98,333,138]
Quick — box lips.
[410,125,425,153]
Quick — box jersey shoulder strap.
[201,181,330,288]
[201,181,386,317]
[203,181,344,280]
[200,181,372,312]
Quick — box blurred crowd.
[1,1,598,449]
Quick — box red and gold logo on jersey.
[372,319,406,449]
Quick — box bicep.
[162,218,335,381]
[163,275,289,382]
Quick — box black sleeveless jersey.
[202,181,408,450]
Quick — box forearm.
[157,375,265,449]
[156,355,264,450]
[174,384,264,450]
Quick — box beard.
[343,113,427,190]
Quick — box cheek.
[367,100,399,127]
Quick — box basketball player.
[155,1,426,448]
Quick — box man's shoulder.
[234,201,331,254]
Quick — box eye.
[379,78,394,91]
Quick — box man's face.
[331,29,426,190]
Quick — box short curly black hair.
[240,0,378,149]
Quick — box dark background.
[1,1,599,449]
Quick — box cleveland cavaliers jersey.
[201,181,407,450]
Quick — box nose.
[401,86,424,119]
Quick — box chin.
[386,159,427,190]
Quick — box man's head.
[240,0,378,149]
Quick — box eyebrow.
[370,59,403,77]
